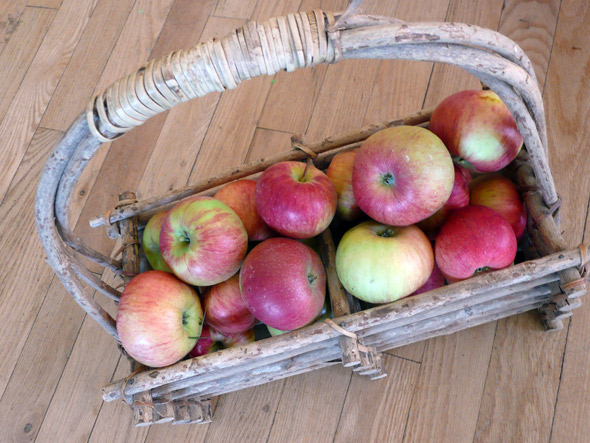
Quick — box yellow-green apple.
[326,150,362,221]
[435,205,517,281]
[240,237,326,330]
[160,196,248,286]
[411,260,445,295]
[188,325,255,357]
[116,271,203,367]
[265,300,330,336]
[417,163,472,239]
[255,161,337,239]
[335,221,433,303]
[352,126,454,226]
[267,325,288,336]
[215,179,274,241]
[202,274,256,334]
[470,174,527,239]
[429,90,523,172]
[142,210,172,272]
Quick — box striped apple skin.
[116,271,203,368]
[160,196,248,286]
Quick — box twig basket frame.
[36,6,588,426]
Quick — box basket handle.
[36,8,559,340]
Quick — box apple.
[352,125,455,226]
[267,325,289,336]
[255,161,337,239]
[265,300,330,336]
[240,237,326,330]
[335,221,434,303]
[159,196,248,286]
[435,205,517,281]
[188,324,255,357]
[214,179,274,241]
[202,274,257,334]
[411,260,445,296]
[142,210,172,272]
[417,163,472,239]
[470,174,527,239]
[429,89,523,172]
[326,150,362,221]
[117,270,203,368]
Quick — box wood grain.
[538,1,590,441]
[266,366,353,443]
[0,128,63,399]
[26,0,64,9]
[334,355,420,443]
[472,1,564,440]
[40,0,136,131]
[404,325,496,442]
[0,7,55,126]
[213,0,258,19]
[0,0,95,205]
[0,0,27,55]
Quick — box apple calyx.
[308,273,318,285]
[380,172,396,187]
[378,228,396,238]
[474,266,490,275]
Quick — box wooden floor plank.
[0,0,27,55]
[0,7,55,127]
[334,355,420,443]
[403,325,497,442]
[26,0,63,9]
[204,381,286,443]
[0,0,96,206]
[266,366,353,443]
[472,1,564,441]
[534,1,590,441]
[0,129,63,401]
[40,0,136,132]
[212,0,258,19]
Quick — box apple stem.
[301,158,313,181]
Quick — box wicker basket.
[35,4,588,426]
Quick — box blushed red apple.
[240,237,326,331]
[215,179,274,241]
[435,205,517,281]
[255,161,337,239]
[203,274,257,334]
[326,150,362,220]
[159,196,248,286]
[352,126,455,226]
[335,221,434,303]
[188,324,255,357]
[411,260,445,295]
[117,271,203,367]
[429,90,523,172]
[470,174,527,239]
[142,210,172,272]
[417,163,472,239]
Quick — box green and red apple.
[326,150,362,221]
[142,210,172,272]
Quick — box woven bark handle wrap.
[36,8,560,340]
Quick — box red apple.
[188,325,255,357]
[335,221,434,303]
[160,196,248,286]
[117,271,203,368]
[435,205,517,281]
[470,174,527,239]
[215,179,274,241]
[255,161,337,239]
[411,260,445,295]
[326,150,362,221]
[203,274,257,334]
[188,324,222,357]
[417,163,472,239]
[429,90,523,172]
[352,125,455,226]
[240,237,326,330]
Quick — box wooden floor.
[1,0,589,441]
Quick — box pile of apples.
[116,89,527,368]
